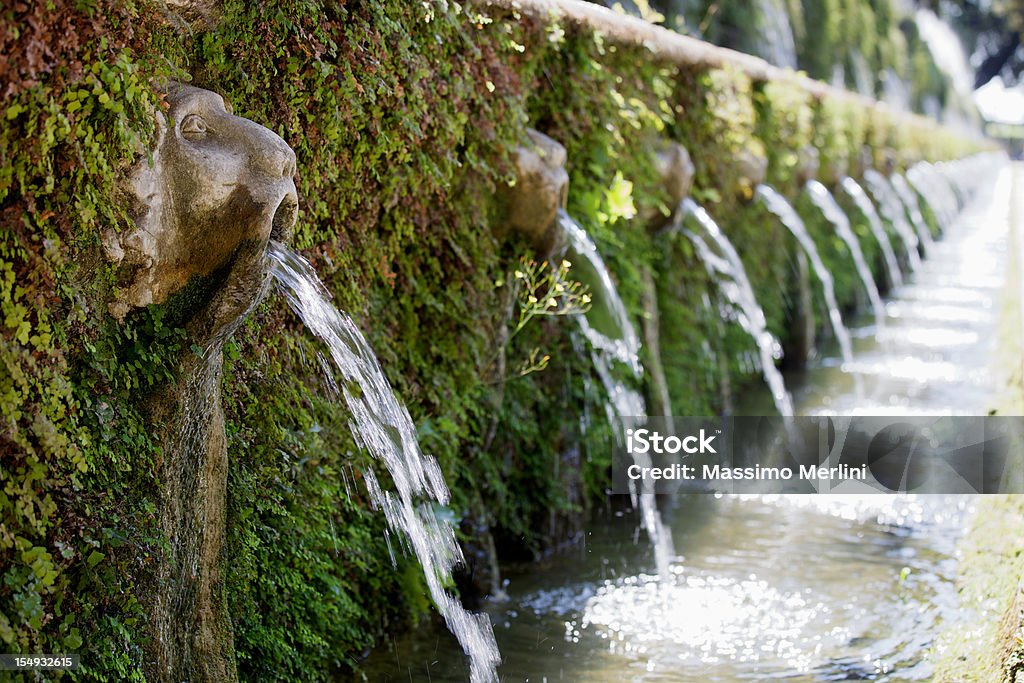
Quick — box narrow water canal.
[361,162,1016,681]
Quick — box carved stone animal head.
[795,145,820,184]
[880,148,898,175]
[854,145,875,176]
[496,129,569,258]
[641,141,695,230]
[109,83,298,341]
[736,146,768,196]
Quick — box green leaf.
[64,628,83,650]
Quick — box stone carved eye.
[180,114,208,140]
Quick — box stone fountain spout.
[112,82,298,683]
[854,144,875,177]
[474,128,572,601]
[655,141,695,210]
[497,128,569,258]
[796,145,820,184]
[643,141,695,428]
[647,141,695,230]
[822,152,849,186]
[736,146,768,197]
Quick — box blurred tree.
[919,0,1024,87]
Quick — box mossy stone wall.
[0,1,984,679]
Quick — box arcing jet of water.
[863,169,923,272]
[804,180,886,330]
[560,211,674,580]
[269,244,500,683]
[756,185,853,366]
[678,199,795,423]
[840,177,904,290]
[891,173,936,252]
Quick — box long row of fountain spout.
[664,142,966,423]
[804,180,887,330]
[502,130,675,580]
[481,142,983,677]
[755,184,854,367]
[863,169,924,272]
[109,77,983,683]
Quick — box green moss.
[932,496,1024,682]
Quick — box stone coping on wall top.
[480,0,950,134]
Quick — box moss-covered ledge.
[931,496,1024,682]
[482,0,982,151]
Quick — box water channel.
[360,161,1014,681]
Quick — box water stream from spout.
[891,173,936,252]
[863,169,923,271]
[804,180,886,330]
[908,163,956,230]
[755,0,798,68]
[678,199,795,422]
[268,244,500,683]
[840,176,904,290]
[755,185,854,366]
[558,210,674,580]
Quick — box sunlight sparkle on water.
[873,326,979,349]
[577,573,838,672]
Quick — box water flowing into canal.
[678,198,795,422]
[805,180,886,330]
[841,176,904,289]
[361,155,1011,681]
[793,159,1008,415]
[559,211,643,376]
[756,184,854,366]
[559,210,674,580]
[864,169,924,272]
[269,245,500,683]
